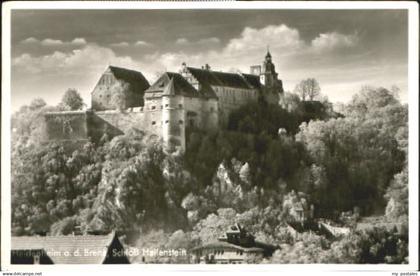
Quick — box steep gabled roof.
[146,72,202,98]
[187,67,256,90]
[107,65,150,93]
[241,73,262,89]
[162,77,176,96]
[187,67,223,86]
[11,232,118,264]
[198,83,218,99]
[212,71,251,89]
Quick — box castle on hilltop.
[45,51,284,151]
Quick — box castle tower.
[261,49,278,87]
[161,78,186,151]
[249,50,284,105]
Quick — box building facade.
[45,51,284,151]
[191,224,276,264]
[11,232,130,264]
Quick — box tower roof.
[162,77,175,96]
[265,46,272,59]
[145,72,209,98]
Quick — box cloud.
[175,38,189,45]
[224,24,304,58]
[134,40,151,47]
[71,38,87,45]
[110,42,130,48]
[198,37,220,44]
[20,37,39,44]
[41,38,64,46]
[12,43,142,75]
[19,37,87,47]
[110,40,152,48]
[311,32,358,52]
[153,25,361,74]
[174,37,220,46]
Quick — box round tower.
[161,78,185,152]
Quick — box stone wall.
[91,109,148,140]
[45,109,152,143]
[212,86,258,126]
[44,111,90,141]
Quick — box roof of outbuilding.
[11,232,118,264]
[191,241,264,253]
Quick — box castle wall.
[91,109,152,139]
[212,86,258,125]
[201,99,219,130]
[44,111,90,141]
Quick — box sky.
[10,9,408,111]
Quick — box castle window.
[161,105,163,109]
[151,106,156,110]
[152,121,156,125]
[179,104,183,108]
[179,120,183,124]
[165,104,169,107]
[210,107,214,112]
[165,120,169,124]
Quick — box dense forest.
[11,86,409,264]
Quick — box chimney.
[181,62,187,72]
[205,64,211,70]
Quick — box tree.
[294,78,321,101]
[269,232,331,263]
[29,98,47,111]
[60,89,84,110]
[296,87,407,217]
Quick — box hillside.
[11,86,408,264]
